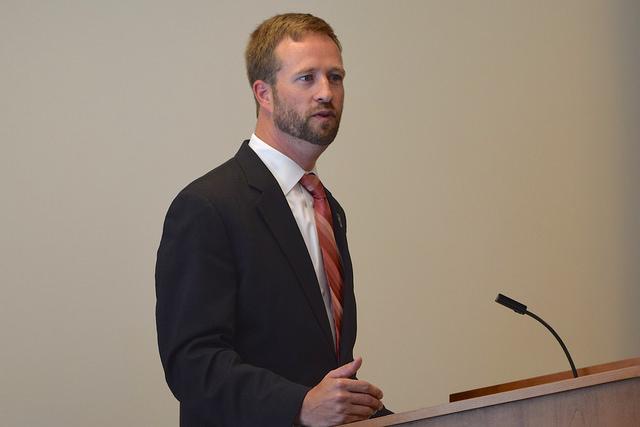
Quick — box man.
[156,13,389,426]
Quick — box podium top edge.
[450,356,640,402]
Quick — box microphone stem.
[525,310,578,378]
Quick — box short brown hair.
[245,13,342,88]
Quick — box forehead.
[274,33,344,74]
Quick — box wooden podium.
[345,357,640,426]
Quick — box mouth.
[311,110,336,119]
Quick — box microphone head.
[495,293,528,315]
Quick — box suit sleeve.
[155,191,309,426]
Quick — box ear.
[252,80,274,114]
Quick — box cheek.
[335,90,345,107]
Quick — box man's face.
[271,33,345,146]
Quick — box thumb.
[327,356,362,379]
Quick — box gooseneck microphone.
[495,293,578,378]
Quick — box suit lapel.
[235,142,336,354]
[325,191,352,288]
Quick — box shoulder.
[165,142,267,221]
[176,140,266,203]
[162,158,238,216]
[181,157,244,201]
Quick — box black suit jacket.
[156,141,358,426]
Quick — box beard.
[272,90,341,146]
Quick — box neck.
[255,115,327,171]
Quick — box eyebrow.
[295,66,346,77]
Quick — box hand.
[296,357,384,426]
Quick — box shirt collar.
[248,133,318,195]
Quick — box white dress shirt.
[248,134,337,346]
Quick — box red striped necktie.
[299,173,344,354]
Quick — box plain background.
[2,1,639,425]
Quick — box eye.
[298,74,314,82]
[329,73,344,83]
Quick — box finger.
[343,379,384,399]
[346,391,383,410]
[328,356,362,379]
[343,403,379,418]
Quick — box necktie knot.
[300,173,326,200]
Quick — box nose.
[314,77,333,104]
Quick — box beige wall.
[1,1,638,425]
